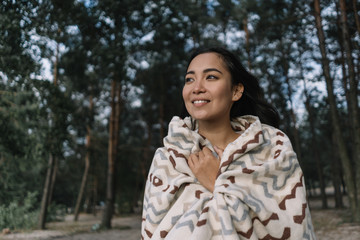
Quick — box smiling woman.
[183,53,242,128]
[141,47,316,239]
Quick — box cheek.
[218,85,233,100]
[182,86,189,101]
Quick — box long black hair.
[183,46,280,128]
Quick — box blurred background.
[0,0,359,234]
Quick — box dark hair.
[184,46,280,128]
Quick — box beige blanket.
[141,115,316,239]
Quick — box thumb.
[213,146,224,159]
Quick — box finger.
[202,147,212,156]
[191,153,200,163]
[198,150,205,160]
[187,155,193,167]
[188,154,195,167]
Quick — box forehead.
[187,52,227,71]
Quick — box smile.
[192,100,210,104]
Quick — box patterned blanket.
[141,115,316,239]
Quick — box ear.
[232,84,244,101]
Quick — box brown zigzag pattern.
[276,131,285,137]
[162,185,179,194]
[170,186,179,194]
[145,229,152,238]
[217,131,263,177]
[196,207,210,227]
[293,203,307,224]
[142,116,315,239]
[274,149,281,159]
[196,219,207,227]
[160,230,168,238]
[227,176,235,183]
[279,174,304,210]
[260,227,290,240]
[252,212,279,226]
[168,148,187,168]
[237,213,280,239]
[169,155,176,168]
[243,168,255,174]
[237,226,253,238]
[195,190,203,199]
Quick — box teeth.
[193,100,208,104]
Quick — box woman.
[141,47,316,239]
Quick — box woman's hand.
[188,146,224,192]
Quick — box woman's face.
[182,52,243,123]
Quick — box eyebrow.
[185,68,223,75]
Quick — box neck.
[197,119,239,150]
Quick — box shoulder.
[233,115,293,149]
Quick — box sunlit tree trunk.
[313,0,357,220]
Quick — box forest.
[0,0,359,233]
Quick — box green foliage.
[46,202,66,222]
[0,192,39,230]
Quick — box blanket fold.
[142,115,315,239]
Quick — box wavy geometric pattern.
[142,115,316,239]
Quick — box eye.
[185,77,194,83]
[206,75,218,80]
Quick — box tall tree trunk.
[159,100,164,144]
[339,0,360,221]
[74,94,94,221]
[93,176,98,216]
[353,0,360,35]
[47,41,60,206]
[332,132,344,208]
[159,76,165,144]
[101,79,122,228]
[47,156,58,205]
[302,79,328,209]
[38,154,54,229]
[38,41,60,229]
[141,121,152,180]
[314,0,357,220]
[280,44,302,163]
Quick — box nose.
[192,79,205,94]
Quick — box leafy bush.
[0,192,39,230]
[46,202,66,222]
